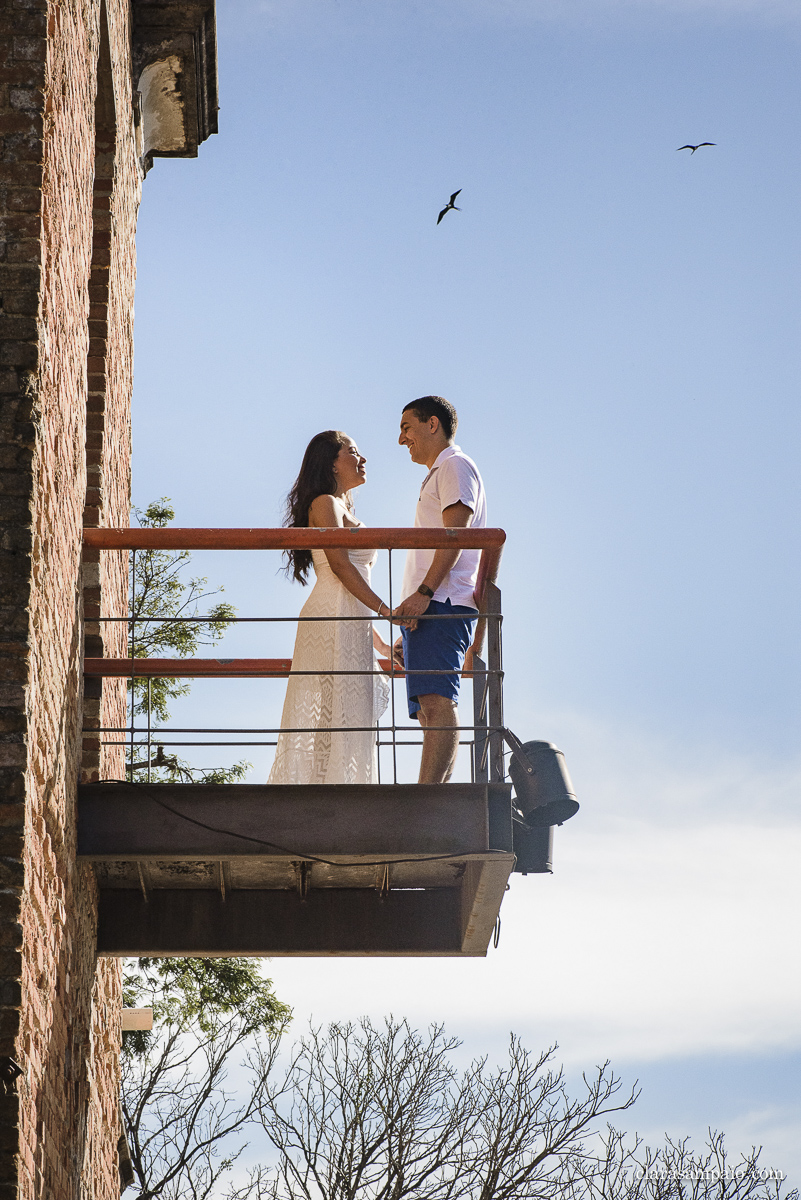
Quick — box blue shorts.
[401,600,477,720]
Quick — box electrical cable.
[99,779,509,870]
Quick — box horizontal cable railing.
[83,527,505,785]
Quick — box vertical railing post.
[146,677,152,782]
[471,653,489,784]
[128,548,136,782]
[486,581,504,782]
[387,548,398,785]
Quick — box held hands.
[393,590,431,632]
[392,636,405,668]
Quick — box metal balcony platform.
[78,782,515,956]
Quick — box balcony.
[79,526,561,957]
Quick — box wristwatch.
[417,583,435,598]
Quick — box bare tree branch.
[241,1020,794,1200]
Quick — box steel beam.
[460,856,513,953]
[84,783,515,957]
[96,887,469,956]
[78,782,514,860]
[486,582,505,783]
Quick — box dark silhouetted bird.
[676,143,716,153]
[437,190,462,224]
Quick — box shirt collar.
[430,444,460,470]
[420,445,460,495]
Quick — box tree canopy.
[127,498,249,783]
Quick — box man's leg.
[416,693,459,784]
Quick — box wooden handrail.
[83,527,505,551]
[84,657,417,677]
[85,658,295,678]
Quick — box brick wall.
[81,0,137,789]
[0,0,140,1188]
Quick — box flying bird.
[437,190,462,224]
[676,143,716,153]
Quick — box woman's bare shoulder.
[308,493,344,527]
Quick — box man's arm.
[395,501,473,621]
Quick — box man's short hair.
[402,395,458,440]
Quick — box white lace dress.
[268,544,389,785]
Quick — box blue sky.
[131,0,801,1180]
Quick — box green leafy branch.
[126,498,250,784]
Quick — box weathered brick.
[1,0,140,1186]
[0,133,42,164]
[3,11,46,36]
[0,212,40,237]
[0,63,46,89]
[0,112,42,136]
[0,263,38,287]
[5,239,42,263]
[0,373,21,395]
[0,1007,21,1041]
[0,711,25,733]
[10,37,46,61]
[8,88,42,111]
[0,953,20,980]
[1,291,39,316]
[0,744,26,767]
[0,341,37,368]
[0,983,21,1009]
[0,316,37,340]
[0,471,31,495]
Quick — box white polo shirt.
[400,445,487,611]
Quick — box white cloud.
[264,709,801,1069]
[268,819,801,1065]
[506,702,801,830]
[721,1106,801,1181]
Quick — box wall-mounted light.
[121,1008,153,1031]
[0,1056,23,1096]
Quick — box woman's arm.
[308,494,391,615]
[372,626,392,656]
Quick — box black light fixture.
[503,730,580,828]
[512,818,553,875]
[0,1056,23,1096]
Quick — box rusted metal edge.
[83,526,506,550]
[84,657,296,677]
[79,657,494,679]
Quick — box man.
[395,396,487,784]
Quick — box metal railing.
[82,527,506,786]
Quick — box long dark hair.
[283,430,350,584]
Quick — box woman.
[268,430,392,785]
